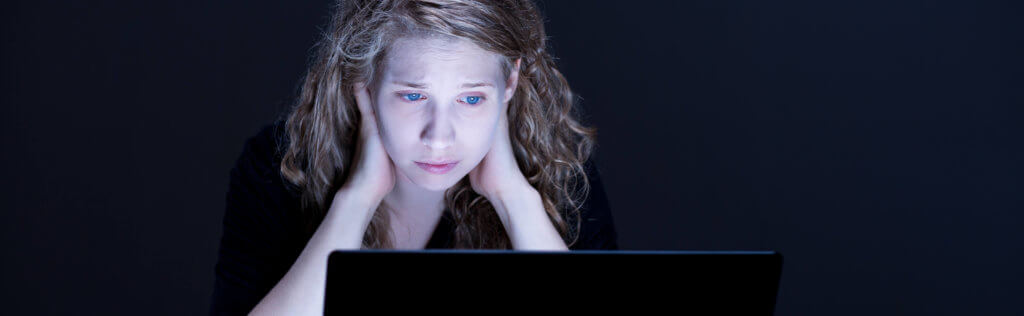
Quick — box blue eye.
[403,93,423,101]
[463,96,482,105]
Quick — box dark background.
[2,0,1020,314]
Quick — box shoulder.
[236,119,288,173]
[223,118,304,242]
[569,155,620,250]
[213,119,305,315]
[231,119,299,197]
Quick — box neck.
[382,170,446,226]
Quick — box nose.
[421,102,455,150]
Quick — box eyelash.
[397,93,486,105]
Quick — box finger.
[352,81,374,121]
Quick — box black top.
[209,120,620,315]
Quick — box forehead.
[383,36,503,82]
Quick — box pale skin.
[249,36,566,315]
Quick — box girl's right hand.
[339,81,396,207]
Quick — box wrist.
[488,185,565,250]
[319,186,383,249]
[337,184,384,209]
[486,181,537,204]
[329,187,380,222]
[488,184,540,224]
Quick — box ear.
[502,58,521,104]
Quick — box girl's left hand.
[468,109,532,202]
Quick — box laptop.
[324,250,783,314]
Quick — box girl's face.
[371,36,516,191]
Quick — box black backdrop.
[2,0,1020,314]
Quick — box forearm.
[249,188,377,315]
[490,186,569,251]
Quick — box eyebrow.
[391,81,494,89]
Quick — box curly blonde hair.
[280,0,597,249]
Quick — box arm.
[249,188,377,316]
[490,186,570,251]
[490,156,619,251]
[576,158,620,250]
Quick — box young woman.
[210,0,619,314]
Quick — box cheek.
[464,132,490,155]
[374,110,415,157]
[460,116,499,155]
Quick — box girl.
[210,0,618,314]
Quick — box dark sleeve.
[209,124,297,316]
[569,157,621,250]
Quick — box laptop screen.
[325,250,782,314]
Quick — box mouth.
[415,160,459,174]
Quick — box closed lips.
[415,160,459,174]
